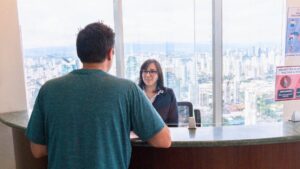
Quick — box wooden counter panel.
[8,127,300,169]
[12,128,47,169]
[130,142,300,169]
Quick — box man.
[26,22,171,169]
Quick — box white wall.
[0,0,27,113]
[0,0,25,168]
[287,0,300,6]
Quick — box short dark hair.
[76,22,115,63]
[138,59,165,92]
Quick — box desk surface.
[2,110,300,147]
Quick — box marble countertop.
[2,110,300,147]
[0,110,29,130]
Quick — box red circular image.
[280,75,291,88]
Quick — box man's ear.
[107,48,114,61]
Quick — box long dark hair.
[138,59,165,93]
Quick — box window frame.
[114,0,224,126]
[114,0,284,126]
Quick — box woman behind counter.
[138,59,179,127]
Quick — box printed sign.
[275,66,300,101]
[286,8,300,56]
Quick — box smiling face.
[138,59,165,92]
[142,63,159,88]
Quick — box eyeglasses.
[142,70,158,75]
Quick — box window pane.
[123,0,213,126]
[223,0,285,125]
[18,0,114,109]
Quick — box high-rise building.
[126,55,139,82]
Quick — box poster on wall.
[286,7,300,56]
[275,66,300,101]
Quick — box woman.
[138,59,179,127]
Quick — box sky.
[17,0,285,49]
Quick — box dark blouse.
[152,88,179,127]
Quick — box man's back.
[26,69,165,169]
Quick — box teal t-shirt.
[26,69,165,169]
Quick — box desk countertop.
[2,110,300,147]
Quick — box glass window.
[123,0,213,126]
[17,0,114,109]
[222,0,285,125]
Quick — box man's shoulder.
[42,74,70,87]
[41,72,138,93]
[108,74,133,84]
[107,76,145,99]
[106,75,137,89]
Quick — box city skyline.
[18,0,285,126]
[23,43,284,126]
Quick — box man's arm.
[147,125,171,148]
[30,142,48,158]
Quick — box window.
[17,0,114,108]
[222,0,285,125]
[18,0,286,126]
[123,0,213,126]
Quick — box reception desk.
[2,110,300,169]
